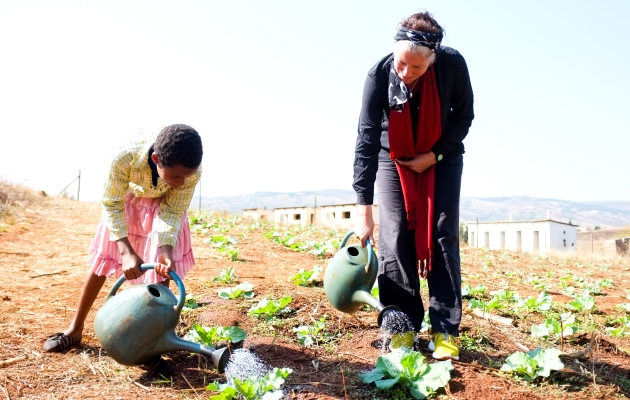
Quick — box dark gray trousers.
[376,154,463,336]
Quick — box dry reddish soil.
[1,195,630,399]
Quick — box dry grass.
[0,179,50,231]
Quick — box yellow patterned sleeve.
[155,167,202,246]
[101,150,134,241]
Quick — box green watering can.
[94,264,231,373]
[323,231,401,326]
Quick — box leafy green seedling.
[514,292,552,313]
[500,348,564,381]
[490,288,520,303]
[248,297,293,321]
[531,312,578,341]
[218,282,254,300]
[207,367,292,400]
[293,315,333,346]
[606,316,630,338]
[359,348,454,399]
[566,291,595,312]
[182,294,199,313]
[461,284,488,298]
[212,266,239,284]
[288,266,322,287]
[184,324,247,347]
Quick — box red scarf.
[388,66,441,274]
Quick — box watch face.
[437,154,443,161]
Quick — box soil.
[1,195,630,399]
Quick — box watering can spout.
[200,346,231,374]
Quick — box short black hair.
[154,124,203,169]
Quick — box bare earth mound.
[1,192,629,399]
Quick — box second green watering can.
[324,230,400,326]
[94,264,232,373]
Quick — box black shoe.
[142,357,175,377]
[43,333,82,352]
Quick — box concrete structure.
[274,206,316,226]
[243,207,274,221]
[467,219,578,253]
[243,203,380,229]
[318,203,380,230]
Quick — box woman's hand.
[354,205,375,248]
[395,152,437,174]
[155,245,174,278]
[117,238,144,280]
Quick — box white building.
[467,219,578,253]
[243,204,379,229]
[243,207,274,221]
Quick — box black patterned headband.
[394,27,443,52]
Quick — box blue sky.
[1,0,628,202]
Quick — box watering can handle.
[340,230,377,286]
[105,263,187,314]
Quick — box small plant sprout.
[606,316,630,338]
[182,294,199,313]
[218,282,255,300]
[293,315,333,346]
[500,348,564,381]
[514,292,552,313]
[359,347,454,399]
[566,291,595,312]
[207,367,293,400]
[490,288,520,303]
[288,265,323,287]
[248,297,293,321]
[184,324,247,347]
[204,234,240,261]
[461,284,488,298]
[212,266,239,284]
[531,312,578,347]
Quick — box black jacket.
[352,46,474,205]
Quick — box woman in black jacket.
[352,11,474,360]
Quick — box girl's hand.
[395,152,436,174]
[121,252,144,280]
[117,238,144,280]
[155,245,174,278]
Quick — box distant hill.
[197,190,630,230]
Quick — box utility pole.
[77,170,81,201]
[198,180,202,211]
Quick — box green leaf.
[530,324,549,339]
[359,368,386,384]
[208,386,237,400]
[374,377,401,390]
[501,352,538,380]
[410,360,453,399]
[233,378,257,400]
[530,348,564,377]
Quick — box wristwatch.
[435,153,443,162]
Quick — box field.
[1,183,630,399]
